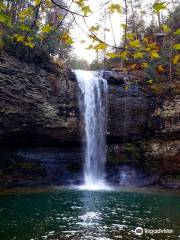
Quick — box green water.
[0,188,179,240]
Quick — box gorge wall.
[0,52,179,189]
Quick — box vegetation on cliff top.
[0,0,179,81]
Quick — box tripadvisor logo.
[135,227,143,236]
[134,227,174,236]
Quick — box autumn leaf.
[44,0,52,8]
[121,24,127,29]
[174,29,180,35]
[34,0,41,6]
[119,51,128,60]
[75,0,85,8]
[24,41,35,48]
[141,62,149,69]
[16,35,25,42]
[0,2,7,10]
[109,4,122,14]
[132,52,144,59]
[41,24,52,33]
[107,52,118,58]
[162,24,171,33]
[153,2,167,13]
[94,42,107,50]
[147,42,159,50]
[131,64,137,69]
[0,12,12,27]
[129,39,141,48]
[150,50,160,59]
[59,32,74,44]
[173,43,180,50]
[126,33,136,40]
[19,7,33,21]
[157,64,165,73]
[172,55,180,65]
[147,79,153,84]
[143,37,149,44]
[20,24,30,32]
[82,5,92,16]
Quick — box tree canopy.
[0,0,179,80]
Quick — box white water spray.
[74,70,108,190]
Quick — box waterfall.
[74,70,108,190]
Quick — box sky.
[67,0,176,63]
[70,0,124,62]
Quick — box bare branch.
[50,0,86,17]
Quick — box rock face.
[0,53,179,189]
[0,51,80,147]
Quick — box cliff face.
[0,52,80,147]
[0,53,179,189]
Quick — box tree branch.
[50,0,86,17]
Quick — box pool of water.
[0,187,179,240]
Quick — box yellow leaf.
[132,52,144,59]
[172,54,180,64]
[119,51,128,60]
[141,62,149,69]
[126,33,136,40]
[59,32,74,44]
[94,42,107,50]
[147,42,159,50]
[150,50,160,59]
[82,5,92,16]
[45,0,52,8]
[147,79,153,84]
[16,35,25,42]
[173,43,180,50]
[174,29,180,35]
[129,39,141,48]
[41,24,52,33]
[34,0,41,6]
[19,8,33,21]
[153,2,166,13]
[143,37,149,44]
[107,52,118,58]
[131,64,137,69]
[162,24,171,33]
[121,24,127,29]
[75,0,85,8]
[157,64,165,73]
[20,24,30,31]
[109,4,122,14]
[24,41,35,48]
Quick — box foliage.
[0,0,179,77]
[0,0,73,62]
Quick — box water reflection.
[78,190,107,239]
[0,189,179,240]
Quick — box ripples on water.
[0,188,179,240]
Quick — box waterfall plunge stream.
[75,70,108,190]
